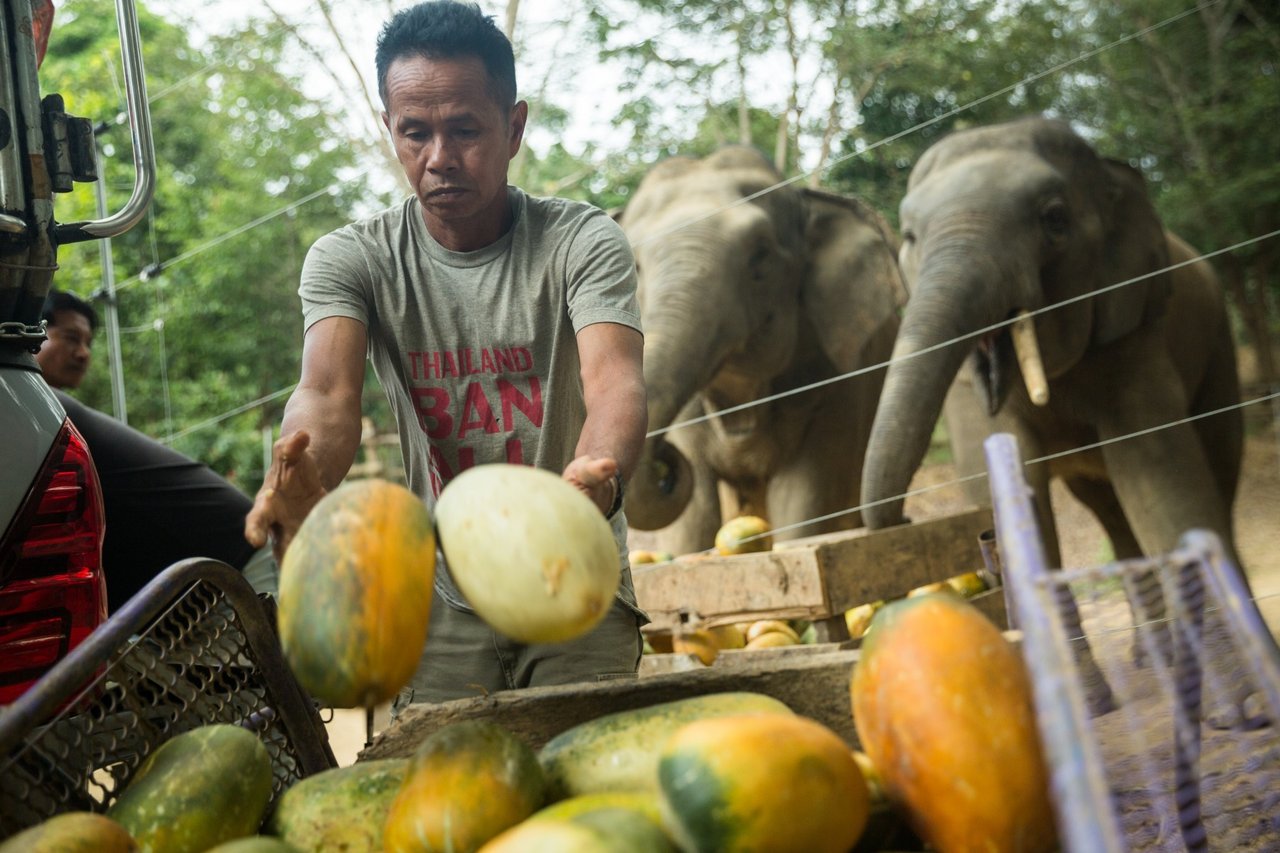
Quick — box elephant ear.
[799,189,906,373]
[1090,157,1173,346]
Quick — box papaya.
[479,806,674,852]
[435,464,619,644]
[708,623,746,650]
[852,750,889,811]
[205,839,301,853]
[279,478,435,708]
[844,600,884,638]
[0,812,137,852]
[744,630,798,650]
[672,627,718,665]
[267,758,408,852]
[657,713,870,853]
[525,791,663,826]
[382,721,545,852]
[629,550,674,565]
[744,619,799,643]
[714,515,772,555]
[106,724,273,853]
[906,580,950,598]
[851,593,1056,852]
[946,570,989,598]
[538,692,793,800]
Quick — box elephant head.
[619,146,903,531]
[862,117,1172,529]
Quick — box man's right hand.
[245,430,328,562]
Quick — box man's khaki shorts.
[392,589,644,712]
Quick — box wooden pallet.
[633,506,1005,642]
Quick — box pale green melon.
[435,464,619,644]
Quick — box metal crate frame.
[984,433,1280,852]
[0,558,336,835]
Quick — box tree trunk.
[1222,254,1277,389]
[774,0,799,173]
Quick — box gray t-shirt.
[299,187,644,616]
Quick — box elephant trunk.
[625,280,733,531]
[861,235,1011,529]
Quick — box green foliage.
[40,0,383,488]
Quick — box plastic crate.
[984,433,1280,853]
[0,558,336,835]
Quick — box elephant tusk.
[1011,311,1050,406]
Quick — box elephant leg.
[1062,475,1142,561]
[1095,354,1261,718]
[767,386,870,542]
[940,378,1116,711]
[1190,322,1245,524]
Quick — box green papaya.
[106,724,273,853]
[0,812,137,852]
[267,758,408,852]
[537,692,793,799]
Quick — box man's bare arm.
[563,322,646,515]
[245,316,367,557]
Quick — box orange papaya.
[851,593,1056,852]
[278,479,436,708]
[657,713,869,853]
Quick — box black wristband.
[605,472,625,520]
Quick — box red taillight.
[0,419,106,704]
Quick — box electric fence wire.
[633,388,1280,568]
[648,227,1280,438]
[113,175,367,293]
[123,0,1270,506]
[628,0,1220,250]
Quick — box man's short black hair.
[375,0,517,111]
[42,289,99,330]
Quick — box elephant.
[619,145,904,556]
[861,116,1244,573]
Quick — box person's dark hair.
[375,0,517,111]
[42,289,99,330]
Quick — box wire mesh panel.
[984,433,1280,853]
[0,559,335,836]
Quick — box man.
[36,289,277,609]
[244,0,647,706]
[36,288,96,391]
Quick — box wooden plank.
[818,507,993,613]
[361,647,863,759]
[633,547,827,632]
[634,508,994,630]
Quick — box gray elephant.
[620,146,904,555]
[862,117,1243,569]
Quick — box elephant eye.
[1041,201,1070,240]
[901,229,916,243]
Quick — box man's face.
[37,309,94,389]
[381,54,526,251]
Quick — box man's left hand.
[563,454,619,516]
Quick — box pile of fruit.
[1,476,1058,852]
[5,588,1057,852]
